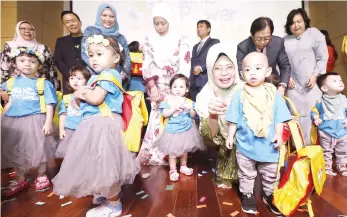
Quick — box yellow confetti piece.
[47,192,54,198]
[196,204,207,208]
[230,211,239,216]
[223,202,233,206]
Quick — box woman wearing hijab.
[81,3,131,87]
[137,2,191,165]
[196,43,244,188]
[0,21,60,89]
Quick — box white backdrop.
[73,0,301,49]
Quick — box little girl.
[55,66,90,158]
[52,35,140,217]
[156,74,205,181]
[1,47,57,196]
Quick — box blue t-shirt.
[2,76,57,117]
[159,100,195,134]
[58,94,82,130]
[310,100,347,139]
[225,91,292,163]
[80,69,123,118]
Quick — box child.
[1,47,58,196]
[155,74,205,181]
[52,35,140,217]
[226,52,291,215]
[311,72,347,176]
[55,66,90,158]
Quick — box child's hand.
[59,129,66,139]
[272,134,283,150]
[42,122,53,135]
[344,119,347,128]
[314,118,322,126]
[226,136,234,149]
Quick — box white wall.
[73,0,301,48]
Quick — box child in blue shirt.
[311,72,347,176]
[1,47,58,196]
[55,66,90,158]
[52,35,140,217]
[155,74,205,182]
[226,52,291,215]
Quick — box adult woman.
[137,3,191,165]
[196,43,244,187]
[1,21,59,89]
[284,8,328,145]
[81,3,131,85]
[320,30,338,72]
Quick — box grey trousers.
[236,150,278,196]
[319,131,347,167]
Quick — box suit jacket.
[236,36,291,85]
[190,37,220,89]
[54,35,83,94]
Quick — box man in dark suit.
[237,17,291,96]
[54,11,84,94]
[190,20,220,101]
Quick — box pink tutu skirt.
[1,114,57,170]
[52,114,141,198]
[54,128,75,158]
[156,124,205,157]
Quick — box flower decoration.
[87,34,110,47]
[9,47,45,63]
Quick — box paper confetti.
[196,204,207,208]
[35,201,45,205]
[167,213,175,217]
[223,202,233,206]
[122,215,132,217]
[198,174,202,177]
[208,158,213,161]
[61,201,72,207]
[59,195,65,200]
[136,190,144,195]
[141,194,149,199]
[47,192,54,198]
[165,185,174,191]
[141,173,151,179]
[230,211,239,216]
[199,197,206,202]
[212,168,216,173]
[201,171,208,174]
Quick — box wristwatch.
[278,83,287,88]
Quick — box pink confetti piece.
[199,197,206,202]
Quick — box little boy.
[311,72,347,176]
[226,52,291,215]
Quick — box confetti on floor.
[136,190,144,195]
[47,192,54,198]
[59,195,64,199]
[230,211,239,216]
[122,215,132,217]
[61,201,72,207]
[141,173,151,179]
[196,204,207,208]
[198,174,202,177]
[201,171,208,174]
[165,185,174,191]
[223,202,233,206]
[212,168,216,173]
[35,201,45,206]
[141,194,149,199]
[199,197,206,202]
[208,159,213,161]
[167,213,175,217]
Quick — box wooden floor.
[1,152,347,217]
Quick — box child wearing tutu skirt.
[55,66,90,158]
[1,47,58,196]
[52,35,140,217]
[156,74,205,182]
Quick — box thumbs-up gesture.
[208,87,228,115]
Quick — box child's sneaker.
[35,175,50,191]
[241,193,257,214]
[86,201,122,217]
[337,164,347,176]
[2,179,30,197]
[263,194,282,215]
[325,164,337,176]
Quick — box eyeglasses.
[19,27,34,32]
[253,36,271,42]
[213,66,235,74]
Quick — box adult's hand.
[193,66,201,75]
[208,88,228,115]
[306,73,318,89]
[288,77,296,89]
